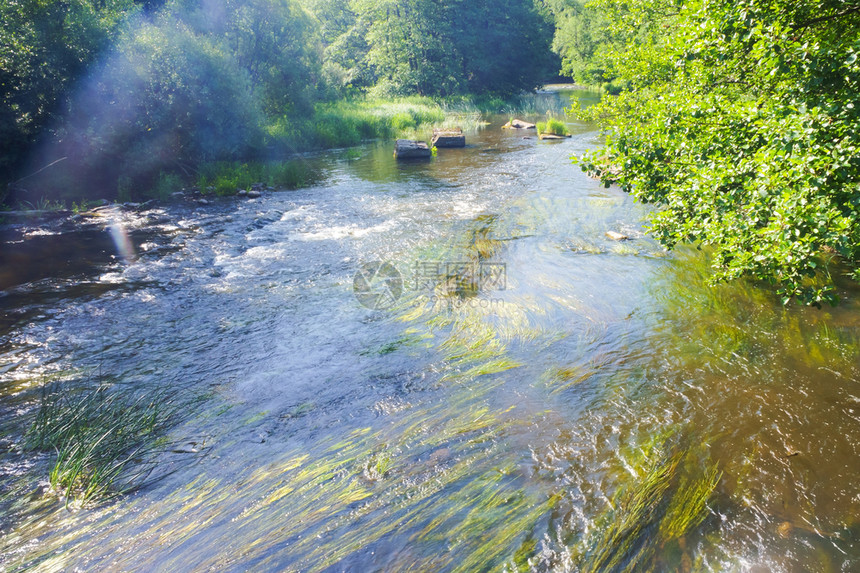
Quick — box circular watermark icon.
[353,261,403,310]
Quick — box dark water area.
[1,90,859,572]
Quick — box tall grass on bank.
[24,379,183,505]
[146,97,470,200]
[195,160,322,196]
[13,96,485,204]
[266,96,450,151]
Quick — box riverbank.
[5,89,590,210]
[7,96,487,208]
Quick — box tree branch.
[792,5,860,30]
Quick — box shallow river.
[1,91,859,572]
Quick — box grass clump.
[536,118,571,137]
[24,379,182,505]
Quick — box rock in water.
[605,230,629,241]
[538,133,571,140]
[394,139,432,159]
[502,119,536,130]
[431,128,465,148]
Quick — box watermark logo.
[413,261,506,293]
[354,260,507,311]
[353,261,403,310]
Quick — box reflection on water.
[1,91,859,572]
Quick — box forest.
[2,0,859,302]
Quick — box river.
[1,90,859,572]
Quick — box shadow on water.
[1,90,859,572]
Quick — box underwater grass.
[247,407,552,573]
[580,436,722,573]
[25,379,183,505]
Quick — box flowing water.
[1,90,859,572]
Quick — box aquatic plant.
[25,379,183,505]
[580,437,722,572]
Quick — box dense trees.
[541,0,615,87]
[0,0,138,193]
[573,0,860,304]
[302,0,557,97]
[5,0,323,199]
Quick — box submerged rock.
[394,139,432,159]
[502,119,536,130]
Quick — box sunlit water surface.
[1,91,859,572]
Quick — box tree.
[179,0,323,115]
[313,0,557,97]
[16,0,324,200]
[451,0,557,95]
[353,0,459,96]
[0,0,137,193]
[573,0,860,305]
[541,0,614,85]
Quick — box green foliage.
[571,0,860,305]
[6,0,323,203]
[306,0,557,97]
[537,117,571,136]
[117,175,133,203]
[196,160,322,194]
[541,0,617,85]
[266,96,448,150]
[151,171,184,200]
[0,0,138,189]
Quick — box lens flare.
[108,219,135,263]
